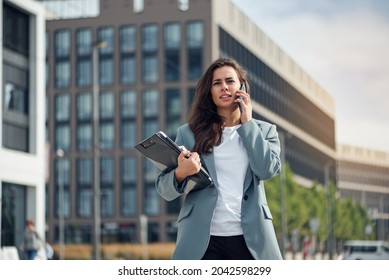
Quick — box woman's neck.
[219,109,241,127]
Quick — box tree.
[264,163,373,255]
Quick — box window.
[77,158,92,217]
[120,25,136,53]
[164,23,180,49]
[100,157,114,217]
[142,89,159,118]
[97,27,114,55]
[45,31,49,58]
[142,55,158,83]
[99,58,113,85]
[55,158,70,218]
[187,21,203,48]
[55,189,70,218]
[164,23,181,81]
[121,157,137,216]
[101,188,113,217]
[55,29,71,58]
[122,156,136,183]
[121,122,136,149]
[122,187,136,216]
[55,124,70,151]
[100,157,114,185]
[142,24,158,51]
[2,65,29,151]
[55,61,70,88]
[100,91,114,119]
[144,182,159,216]
[55,94,70,151]
[2,123,29,152]
[55,94,70,122]
[3,4,29,55]
[4,82,28,114]
[77,123,92,151]
[77,92,92,120]
[121,90,136,118]
[121,90,136,149]
[100,122,114,150]
[143,120,158,139]
[77,158,92,185]
[165,89,181,138]
[78,189,92,217]
[121,56,136,85]
[142,89,159,137]
[120,26,137,85]
[77,59,91,87]
[187,21,204,80]
[142,24,159,83]
[76,28,92,56]
[55,157,70,186]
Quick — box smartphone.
[238,83,246,112]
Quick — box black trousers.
[201,235,254,260]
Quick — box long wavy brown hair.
[188,57,250,155]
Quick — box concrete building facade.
[0,0,46,255]
[337,144,389,240]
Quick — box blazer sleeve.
[237,119,281,180]
[155,127,189,201]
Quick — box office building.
[0,0,46,253]
[337,144,389,240]
[44,0,336,244]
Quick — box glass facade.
[44,6,205,244]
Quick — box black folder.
[135,131,213,194]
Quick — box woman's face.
[211,66,241,111]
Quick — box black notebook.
[135,131,213,194]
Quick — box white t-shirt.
[210,125,249,236]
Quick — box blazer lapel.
[243,167,253,193]
[201,153,218,188]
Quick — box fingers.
[236,92,252,123]
[177,151,201,175]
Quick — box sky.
[230,0,389,153]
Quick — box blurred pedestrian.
[19,220,42,260]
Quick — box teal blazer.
[155,119,283,260]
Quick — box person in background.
[20,220,41,260]
[156,57,282,260]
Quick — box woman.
[20,220,41,260]
[156,57,282,260]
